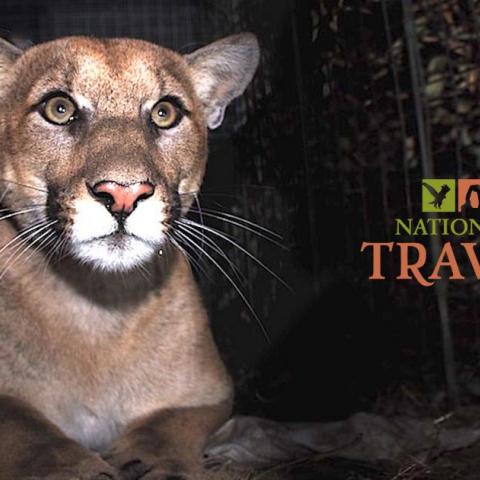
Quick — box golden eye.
[42,96,77,125]
[151,100,180,129]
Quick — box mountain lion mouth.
[44,189,168,271]
[85,231,142,245]
[72,234,158,272]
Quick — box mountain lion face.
[0,35,258,271]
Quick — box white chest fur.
[53,400,125,452]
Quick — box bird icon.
[422,182,451,209]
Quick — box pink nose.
[91,181,155,214]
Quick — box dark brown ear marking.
[184,32,260,129]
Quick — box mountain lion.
[0,32,259,479]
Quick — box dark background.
[1,0,478,422]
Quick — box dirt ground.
[206,445,480,480]
[281,444,480,480]
[204,405,480,480]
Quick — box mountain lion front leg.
[0,395,118,480]
[104,400,231,480]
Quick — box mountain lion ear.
[0,38,23,80]
[0,37,22,67]
[185,33,260,130]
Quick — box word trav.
[361,242,480,287]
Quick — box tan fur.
[0,33,259,480]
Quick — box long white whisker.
[0,220,57,280]
[193,193,206,262]
[0,179,48,193]
[0,206,44,223]
[166,231,211,280]
[52,235,71,264]
[0,189,8,204]
[0,220,52,257]
[174,221,245,285]
[173,229,270,342]
[41,231,69,279]
[186,206,284,241]
[20,230,57,270]
[184,209,286,249]
[1,221,56,260]
[178,218,291,291]
[0,204,44,212]
[44,230,66,266]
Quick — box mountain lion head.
[0,34,259,271]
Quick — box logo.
[422,179,455,212]
[360,177,480,286]
[458,179,480,215]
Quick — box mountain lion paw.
[104,452,194,480]
[24,456,119,480]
